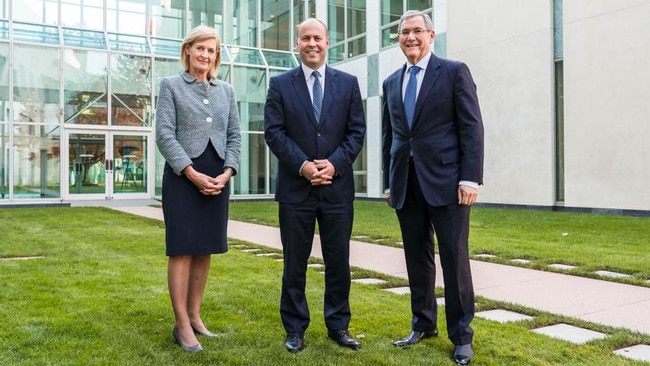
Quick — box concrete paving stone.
[383,286,410,295]
[352,235,368,239]
[307,263,324,269]
[475,254,496,259]
[510,259,531,264]
[275,259,284,262]
[231,244,247,248]
[437,298,446,307]
[0,256,45,261]
[241,249,261,253]
[352,278,388,285]
[475,309,534,323]
[532,323,608,344]
[594,270,632,279]
[549,263,577,271]
[255,253,278,257]
[613,344,650,362]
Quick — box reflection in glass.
[328,44,345,64]
[12,22,60,45]
[61,0,104,31]
[232,133,266,195]
[408,0,433,11]
[63,28,107,49]
[230,47,264,66]
[381,0,402,25]
[348,0,366,38]
[0,43,8,121]
[111,54,152,127]
[13,0,58,25]
[328,0,345,44]
[107,0,146,35]
[114,135,147,194]
[151,37,182,57]
[68,132,104,194]
[233,65,266,195]
[151,0,185,38]
[382,25,398,48]
[108,33,150,53]
[262,1,291,51]
[233,66,265,132]
[230,1,258,47]
[262,50,297,68]
[0,123,6,199]
[64,50,108,125]
[0,20,8,40]
[13,45,60,124]
[348,37,366,58]
[14,124,61,198]
[189,0,224,38]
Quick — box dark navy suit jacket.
[382,53,484,209]
[265,65,366,204]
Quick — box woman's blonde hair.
[180,25,222,80]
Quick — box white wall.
[563,1,650,210]
[447,0,556,206]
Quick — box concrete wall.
[563,1,650,210]
[447,0,556,206]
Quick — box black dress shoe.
[284,332,305,353]
[327,329,362,350]
[453,344,474,365]
[393,329,438,347]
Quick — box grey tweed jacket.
[156,72,241,175]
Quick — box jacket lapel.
[290,67,318,126]
[412,54,441,128]
[319,66,337,127]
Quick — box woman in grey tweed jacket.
[155,25,241,352]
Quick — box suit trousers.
[395,161,475,345]
[278,188,354,334]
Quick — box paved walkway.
[110,204,650,336]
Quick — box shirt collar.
[181,71,217,86]
[301,63,327,80]
[406,52,432,72]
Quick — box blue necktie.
[312,71,322,123]
[404,66,420,128]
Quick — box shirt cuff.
[459,181,479,189]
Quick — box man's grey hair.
[398,10,433,32]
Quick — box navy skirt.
[162,143,229,256]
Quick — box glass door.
[64,129,149,199]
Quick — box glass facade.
[380,0,432,48]
[0,0,372,203]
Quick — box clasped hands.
[183,165,232,196]
[301,159,335,186]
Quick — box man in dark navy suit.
[382,10,484,365]
[264,18,366,353]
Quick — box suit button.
[203,98,209,104]
[206,117,213,123]
[317,132,321,137]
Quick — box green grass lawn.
[0,206,648,365]
[229,200,650,285]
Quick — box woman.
[155,25,241,352]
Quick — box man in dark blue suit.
[382,10,484,365]
[264,18,366,353]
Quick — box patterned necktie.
[404,66,420,128]
[312,71,322,123]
